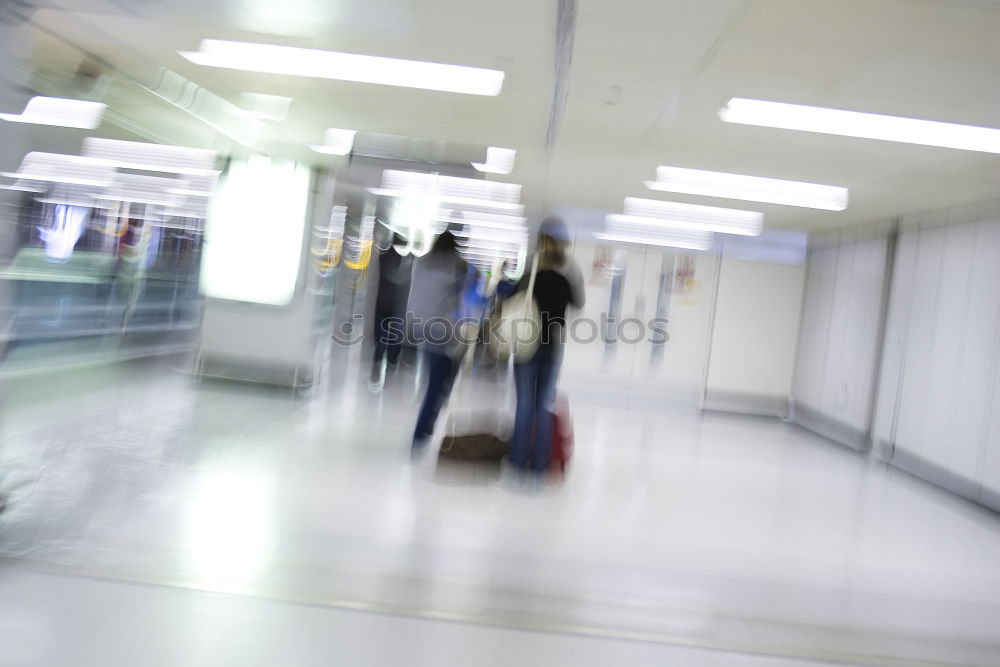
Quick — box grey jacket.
[406,250,465,354]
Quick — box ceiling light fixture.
[0,96,106,129]
[623,197,763,236]
[82,138,218,175]
[645,166,848,211]
[599,214,715,250]
[369,188,524,211]
[0,184,44,193]
[1,152,116,187]
[370,170,523,211]
[445,211,527,229]
[594,233,713,251]
[472,147,517,174]
[720,97,1000,154]
[596,230,714,251]
[310,128,357,155]
[234,93,292,121]
[180,40,505,96]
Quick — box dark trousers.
[509,347,561,471]
[373,314,403,365]
[413,350,459,441]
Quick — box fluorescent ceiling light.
[180,39,505,96]
[96,174,183,207]
[459,247,519,257]
[623,197,763,236]
[366,189,523,211]
[235,93,292,121]
[94,194,177,206]
[167,188,213,197]
[596,229,713,251]
[2,152,116,187]
[646,166,848,211]
[601,214,715,250]
[371,170,523,211]
[456,230,528,242]
[310,128,357,155]
[0,96,106,129]
[82,138,218,175]
[35,197,107,208]
[447,211,526,229]
[166,173,220,198]
[380,170,521,203]
[0,184,43,192]
[594,233,713,251]
[458,238,526,249]
[472,147,516,174]
[720,97,1000,154]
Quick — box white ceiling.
[7,0,1000,232]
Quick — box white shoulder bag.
[490,255,541,364]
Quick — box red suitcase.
[549,394,573,474]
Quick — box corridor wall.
[871,199,1000,511]
[791,225,892,450]
[703,255,806,417]
[562,241,719,409]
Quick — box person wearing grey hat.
[507,216,585,475]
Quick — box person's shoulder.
[540,267,572,283]
[536,268,572,292]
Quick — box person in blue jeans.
[508,217,585,473]
[407,230,467,450]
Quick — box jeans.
[413,350,458,442]
[373,313,402,365]
[509,346,561,471]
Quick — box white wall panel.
[893,226,945,465]
[791,250,824,409]
[981,341,1000,502]
[843,238,887,428]
[793,246,838,409]
[949,218,1000,487]
[792,231,888,449]
[919,223,976,478]
[873,211,1000,510]
[819,239,856,423]
[705,258,805,415]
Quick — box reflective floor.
[1,353,999,666]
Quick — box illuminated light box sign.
[201,156,311,306]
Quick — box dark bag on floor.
[439,432,509,460]
[439,338,513,462]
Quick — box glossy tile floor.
[1,353,999,666]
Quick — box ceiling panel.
[707,32,888,82]
[7,0,1000,234]
[732,0,943,48]
[580,0,744,29]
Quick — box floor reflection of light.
[185,469,273,582]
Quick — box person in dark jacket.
[369,233,413,388]
[507,217,585,474]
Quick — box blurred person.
[491,260,518,302]
[369,231,413,389]
[408,230,467,452]
[460,262,490,323]
[507,217,585,474]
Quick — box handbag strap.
[523,253,539,317]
